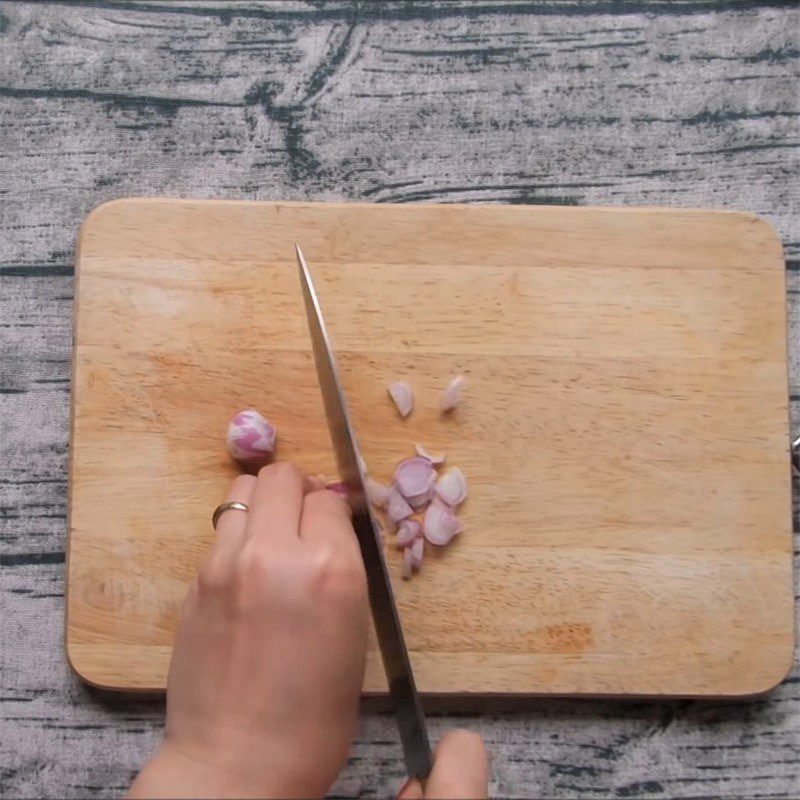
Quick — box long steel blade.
[295,244,432,780]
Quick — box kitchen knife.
[295,244,433,780]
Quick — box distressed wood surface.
[1,1,798,798]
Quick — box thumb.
[397,730,488,800]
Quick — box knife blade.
[296,244,432,780]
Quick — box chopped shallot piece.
[386,487,413,526]
[401,547,414,580]
[326,482,349,498]
[440,374,465,413]
[405,487,434,510]
[423,499,462,546]
[394,457,436,502]
[388,381,414,418]
[396,519,422,549]
[414,443,446,465]
[410,537,424,570]
[434,467,468,507]
[366,476,392,509]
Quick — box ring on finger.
[212,501,249,530]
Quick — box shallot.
[401,546,414,580]
[434,467,468,507]
[388,381,414,418]
[396,518,422,549]
[423,498,462,546]
[386,487,413,527]
[399,536,424,578]
[414,443,446,465]
[366,476,392,509]
[410,537,424,570]
[226,409,276,465]
[441,374,465,413]
[394,457,436,505]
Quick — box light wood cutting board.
[66,199,794,696]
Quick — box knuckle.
[235,542,271,581]
[197,555,230,593]
[307,545,366,601]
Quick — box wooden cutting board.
[66,199,794,696]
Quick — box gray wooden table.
[2,2,798,798]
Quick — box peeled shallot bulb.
[226,409,276,465]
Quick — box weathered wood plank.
[1,1,798,798]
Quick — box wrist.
[128,742,266,799]
[128,737,326,800]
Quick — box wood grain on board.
[66,198,793,696]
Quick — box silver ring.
[212,501,249,530]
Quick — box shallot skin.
[326,482,350,499]
[415,443,446,465]
[226,409,276,465]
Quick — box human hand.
[129,463,368,799]
[397,730,488,800]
